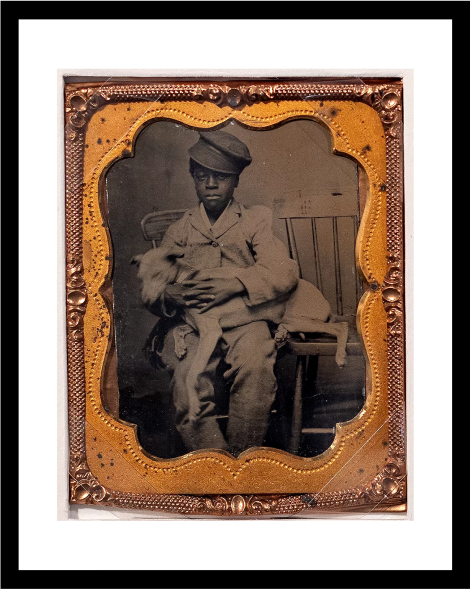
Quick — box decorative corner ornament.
[353,85,403,138]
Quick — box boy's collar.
[188,199,241,239]
[199,199,233,232]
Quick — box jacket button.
[211,241,219,247]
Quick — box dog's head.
[132,245,190,306]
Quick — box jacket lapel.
[211,200,241,239]
[187,206,214,241]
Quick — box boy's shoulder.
[238,203,273,228]
[167,209,192,228]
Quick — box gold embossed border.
[65,80,405,514]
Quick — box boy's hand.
[181,277,246,312]
[165,282,218,310]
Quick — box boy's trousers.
[161,320,277,456]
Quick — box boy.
[143,130,299,455]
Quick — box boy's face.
[192,163,239,214]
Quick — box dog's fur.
[133,245,348,422]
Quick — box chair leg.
[274,362,290,452]
[289,355,306,455]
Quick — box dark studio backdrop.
[106,119,366,458]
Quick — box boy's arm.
[233,206,299,307]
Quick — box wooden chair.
[279,211,364,454]
[141,209,188,247]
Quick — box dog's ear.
[130,254,143,266]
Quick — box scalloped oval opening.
[103,116,367,461]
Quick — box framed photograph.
[65,77,406,516]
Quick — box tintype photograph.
[106,120,365,459]
[66,79,405,510]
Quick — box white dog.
[133,245,348,422]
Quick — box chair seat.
[286,338,363,356]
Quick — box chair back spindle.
[332,217,343,316]
[310,218,323,294]
[141,209,188,248]
[285,218,302,280]
[280,212,361,316]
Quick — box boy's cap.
[189,130,252,175]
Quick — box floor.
[119,348,366,459]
